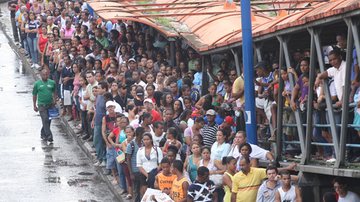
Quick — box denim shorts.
[106,147,117,169]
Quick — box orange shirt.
[171,177,188,202]
[157,172,177,191]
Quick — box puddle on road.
[78,172,94,176]
[67,178,92,187]
[45,176,61,183]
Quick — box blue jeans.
[27,36,38,64]
[116,159,127,190]
[93,125,106,162]
[39,105,53,140]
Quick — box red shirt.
[151,109,162,123]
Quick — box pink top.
[61,27,75,39]
[73,73,81,96]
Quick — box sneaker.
[100,161,106,167]
[34,64,41,70]
[47,139,54,144]
[326,158,336,163]
[31,64,35,68]
[82,134,90,140]
[294,154,302,159]
[93,161,101,166]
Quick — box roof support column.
[231,48,242,76]
[275,39,284,160]
[336,18,354,168]
[304,28,317,164]
[201,55,210,95]
[278,35,306,159]
[241,0,257,144]
[313,30,340,163]
[169,39,176,67]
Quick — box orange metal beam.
[96,10,238,17]
[250,0,328,5]
[252,7,312,12]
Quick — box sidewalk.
[0,4,128,202]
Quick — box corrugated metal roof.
[89,0,360,53]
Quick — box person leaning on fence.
[32,68,56,143]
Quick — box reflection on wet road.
[0,28,116,201]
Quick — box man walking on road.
[33,68,56,143]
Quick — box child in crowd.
[171,160,189,202]
[154,157,177,195]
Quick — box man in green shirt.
[32,68,56,143]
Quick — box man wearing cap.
[144,98,162,123]
[134,88,145,107]
[125,58,137,79]
[33,68,56,143]
[220,116,236,140]
[202,109,219,147]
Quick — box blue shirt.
[126,140,141,173]
[94,95,106,126]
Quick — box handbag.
[48,107,60,120]
[116,151,125,164]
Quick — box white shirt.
[278,186,296,202]
[136,146,163,173]
[210,142,230,161]
[338,191,360,202]
[152,133,165,147]
[326,61,346,100]
[230,143,269,161]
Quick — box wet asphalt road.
[0,30,116,201]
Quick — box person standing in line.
[231,156,267,202]
[332,177,360,202]
[8,0,19,43]
[33,68,56,143]
[171,160,189,202]
[275,170,302,202]
[256,166,281,202]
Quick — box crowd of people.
[18,0,360,201]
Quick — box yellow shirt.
[232,76,244,105]
[231,167,266,202]
[171,177,188,202]
[223,172,235,202]
[157,172,177,191]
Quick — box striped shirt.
[202,123,218,147]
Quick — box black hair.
[135,127,145,138]
[160,157,170,165]
[201,146,211,153]
[140,112,152,124]
[197,166,209,177]
[103,92,113,101]
[167,145,178,155]
[153,121,164,129]
[240,155,251,164]
[279,170,291,177]
[172,160,183,173]
[98,81,109,91]
[266,165,278,174]
[222,156,236,165]
[332,177,348,189]
[239,142,252,154]
[329,49,342,58]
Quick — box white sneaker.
[326,158,336,163]
[294,154,302,159]
[35,64,41,70]
[100,161,106,167]
[31,64,35,68]
[93,161,101,166]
